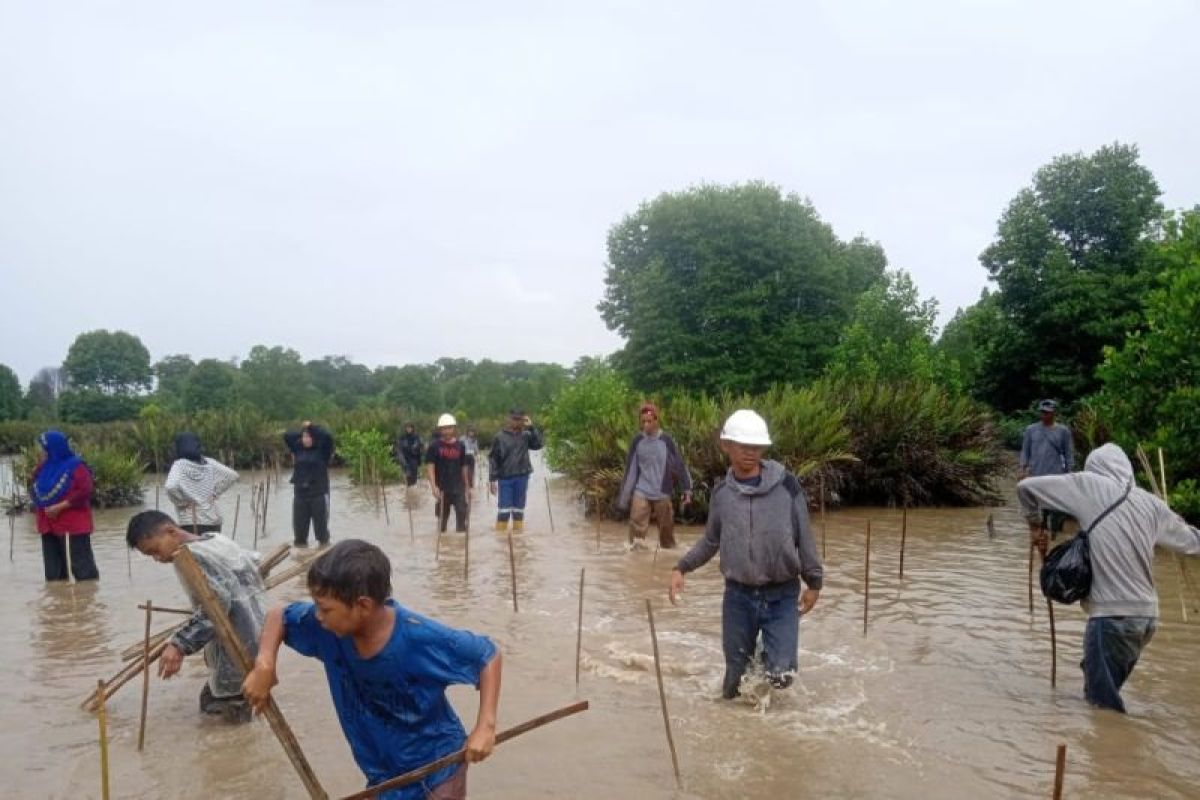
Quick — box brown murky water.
[2,455,1199,799]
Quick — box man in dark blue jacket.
[616,403,692,549]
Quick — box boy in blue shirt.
[243,539,501,799]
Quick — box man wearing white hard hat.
[669,409,824,699]
[426,413,474,533]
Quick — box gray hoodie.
[676,460,824,589]
[1017,443,1200,618]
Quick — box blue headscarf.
[33,430,86,508]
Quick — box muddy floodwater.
[2,455,1199,799]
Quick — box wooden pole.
[899,504,908,579]
[645,599,682,788]
[862,520,871,635]
[406,493,415,543]
[463,505,470,583]
[380,477,391,527]
[575,568,585,686]
[1053,743,1067,800]
[232,494,241,541]
[336,701,590,800]
[8,502,14,562]
[137,603,193,616]
[1038,529,1057,687]
[507,530,519,612]
[137,599,152,751]
[986,512,995,538]
[258,543,292,576]
[545,477,556,533]
[65,533,76,584]
[97,678,111,800]
[819,474,827,560]
[1027,541,1035,616]
[173,547,328,799]
[261,481,270,537]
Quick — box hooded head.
[173,432,205,464]
[1083,443,1134,485]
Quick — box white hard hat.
[437,413,457,428]
[720,409,772,446]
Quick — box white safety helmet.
[437,413,457,428]
[720,409,772,446]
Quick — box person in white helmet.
[426,413,474,533]
[669,409,824,699]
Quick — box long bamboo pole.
[137,604,192,616]
[819,474,827,560]
[137,599,152,750]
[1027,541,1035,616]
[1038,528,1057,687]
[507,531,519,612]
[336,701,590,800]
[899,504,908,579]
[575,568,585,686]
[97,679,111,800]
[863,520,871,635]
[174,547,328,799]
[232,494,241,541]
[645,599,682,788]
[986,512,995,538]
[544,477,555,534]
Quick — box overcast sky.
[2,1,1197,384]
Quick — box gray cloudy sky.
[2,1,1197,384]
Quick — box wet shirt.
[633,433,669,501]
[425,439,473,494]
[283,601,496,799]
[1020,423,1073,476]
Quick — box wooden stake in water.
[174,547,328,799]
[1038,529,1057,687]
[575,567,585,686]
[232,494,241,541]
[463,507,470,583]
[97,678,111,800]
[645,599,682,788]
[380,478,391,526]
[507,531,519,612]
[986,512,995,538]
[336,701,590,800]
[405,493,415,543]
[819,474,827,560]
[863,520,871,635]
[65,534,76,584]
[261,481,270,537]
[1027,541,1035,616]
[899,504,908,579]
[1053,743,1067,800]
[544,477,556,533]
[137,599,152,751]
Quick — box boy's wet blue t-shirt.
[283,600,497,799]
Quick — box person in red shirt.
[30,430,98,581]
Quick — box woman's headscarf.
[33,430,85,509]
[173,432,206,464]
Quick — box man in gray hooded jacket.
[669,410,823,699]
[1018,443,1200,713]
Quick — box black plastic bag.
[1040,533,1092,604]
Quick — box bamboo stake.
[65,533,76,584]
[336,701,590,800]
[137,599,152,751]
[137,604,192,616]
[380,477,390,527]
[899,504,908,579]
[645,599,682,788]
[406,493,415,543]
[174,547,328,799]
[545,477,556,533]
[8,504,14,562]
[507,531,519,612]
[261,481,270,538]
[232,494,241,541]
[1137,446,1190,621]
[97,679,111,800]
[259,543,292,576]
[819,474,827,560]
[463,505,470,583]
[1028,541,1035,616]
[1037,528,1057,687]
[986,512,995,538]
[575,568,585,686]
[1053,743,1067,800]
[863,520,871,635]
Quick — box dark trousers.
[721,578,800,698]
[1083,616,1156,713]
[439,490,468,533]
[496,475,530,522]
[181,523,222,535]
[292,494,330,546]
[41,533,100,581]
[402,459,420,487]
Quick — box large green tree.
[183,359,240,412]
[0,364,22,421]
[977,143,1163,410]
[239,346,314,419]
[153,354,196,403]
[62,329,152,395]
[306,356,377,410]
[1096,209,1200,479]
[599,182,885,393]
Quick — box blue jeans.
[496,475,530,523]
[721,578,800,699]
[1083,616,1156,713]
